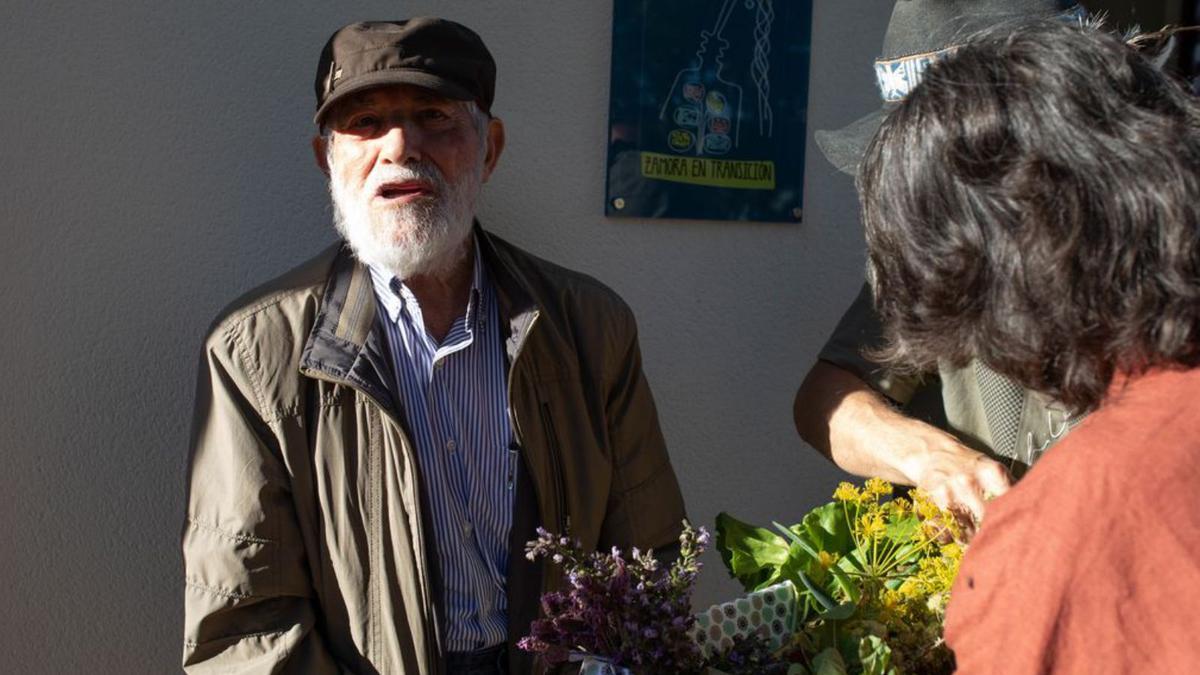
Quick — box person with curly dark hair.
[793,0,1093,542]
[858,18,1200,671]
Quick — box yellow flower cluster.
[832,481,861,503]
[832,478,894,505]
[814,478,964,673]
[912,488,964,542]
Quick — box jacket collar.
[298,244,395,410]
[474,223,540,363]
[299,223,541,400]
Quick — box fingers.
[940,476,985,534]
[924,457,1012,541]
[925,484,975,540]
[974,456,1013,498]
[904,433,1016,541]
[951,475,988,532]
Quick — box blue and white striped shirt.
[368,239,515,653]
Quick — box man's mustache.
[365,162,447,194]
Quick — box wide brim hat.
[816,0,1087,176]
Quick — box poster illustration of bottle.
[606,0,812,222]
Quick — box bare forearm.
[794,360,925,485]
[794,360,1011,530]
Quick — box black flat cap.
[314,18,496,125]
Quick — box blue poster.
[605,0,813,223]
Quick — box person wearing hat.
[793,0,1087,534]
[181,18,686,674]
[858,17,1200,670]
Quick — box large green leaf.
[836,546,868,575]
[801,502,854,555]
[773,523,862,609]
[716,512,792,591]
[794,567,841,613]
[843,544,881,580]
[778,543,816,590]
[773,521,820,558]
[771,549,822,622]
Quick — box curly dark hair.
[859,19,1200,413]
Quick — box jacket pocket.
[538,401,569,534]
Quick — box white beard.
[329,157,481,280]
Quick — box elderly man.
[182,18,685,674]
[858,18,1200,671]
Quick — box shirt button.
[463,522,473,536]
[434,360,445,371]
[445,439,457,452]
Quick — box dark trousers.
[444,644,508,675]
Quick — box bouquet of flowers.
[518,522,710,674]
[717,479,963,674]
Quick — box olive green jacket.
[819,283,1081,474]
[182,228,686,674]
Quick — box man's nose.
[378,122,421,165]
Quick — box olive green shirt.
[818,283,1080,476]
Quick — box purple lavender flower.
[518,521,709,674]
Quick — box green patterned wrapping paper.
[691,581,797,657]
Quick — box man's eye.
[421,109,450,122]
[347,115,379,130]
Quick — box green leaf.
[794,567,839,612]
[801,502,855,555]
[858,636,896,675]
[818,601,856,622]
[892,540,925,563]
[829,567,861,604]
[812,647,848,675]
[806,550,862,606]
[883,515,919,542]
[786,665,810,675]
[716,512,792,591]
[845,544,879,576]
[777,547,817,621]
[772,521,866,603]
[776,541,863,625]
[773,521,821,559]
[836,547,868,574]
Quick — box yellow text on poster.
[639,152,776,190]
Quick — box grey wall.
[0,1,889,671]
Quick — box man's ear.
[312,135,330,176]
[482,117,505,183]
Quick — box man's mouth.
[375,181,434,203]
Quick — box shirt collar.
[367,234,488,329]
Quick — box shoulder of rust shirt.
[944,366,1200,674]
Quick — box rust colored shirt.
[944,367,1200,674]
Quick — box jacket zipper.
[301,370,442,669]
[505,312,545,525]
[505,442,520,492]
[539,400,569,534]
